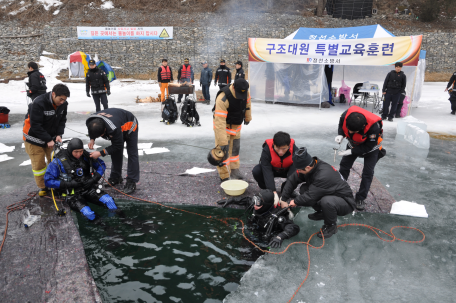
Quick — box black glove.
[200,83,202,87]
[82,175,99,190]
[216,197,251,208]
[220,145,229,160]
[107,90,111,96]
[244,120,250,125]
[268,235,284,248]
[87,92,91,98]
[60,180,82,189]
[92,172,102,183]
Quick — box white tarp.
[249,62,328,105]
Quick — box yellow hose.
[50,149,60,211]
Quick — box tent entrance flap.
[249,62,328,104]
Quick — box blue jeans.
[382,93,401,119]
[202,84,210,101]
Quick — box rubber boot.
[230,169,244,180]
[38,188,48,197]
[107,176,123,187]
[356,199,365,210]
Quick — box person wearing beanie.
[280,147,356,239]
[336,105,385,211]
[44,138,120,221]
[217,189,300,248]
[26,61,47,101]
[234,60,245,80]
[86,59,110,112]
[214,59,231,91]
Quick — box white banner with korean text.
[77,27,173,40]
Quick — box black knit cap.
[293,147,313,169]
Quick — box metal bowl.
[220,180,249,196]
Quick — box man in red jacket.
[335,106,386,210]
[157,59,173,102]
[252,131,298,206]
[177,58,194,103]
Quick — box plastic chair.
[350,83,365,106]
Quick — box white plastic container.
[23,209,40,228]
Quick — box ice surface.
[182,167,216,175]
[0,154,14,162]
[137,143,153,149]
[143,147,170,155]
[390,201,428,218]
[0,143,15,153]
[19,159,31,166]
[397,115,427,135]
[404,124,430,149]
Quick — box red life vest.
[181,64,192,79]
[265,138,295,171]
[160,66,171,80]
[342,106,383,147]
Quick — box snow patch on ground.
[100,0,114,9]
[37,0,62,10]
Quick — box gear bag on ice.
[180,97,200,127]
[161,97,178,124]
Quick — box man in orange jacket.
[157,59,173,102]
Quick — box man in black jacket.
[382,62,406,122]
[177,58,194,104]
[23,84,70,196]
[86,59,110,112]
[335,106,385,210]
[26,62,47,101]
[86,108,139,194]
[217,189,300,248]
[214,59,231,91]
[281,148,356,239]
[252,131,298,205]
[234,61,245,80]
[444,71,456,115]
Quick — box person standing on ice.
[199,61,212,105]
[86,59,110,112]
[335,106,386,211]
[23,84,70,196]
[280,148,356,239]
[157,59,173,102]
[234,61,245,80]
[214,59,231,91]
[26,62,47,101]
[382,62,406,122]
[213,78,252,182]
[177,58,194,104]
[86,108,139,195]
[444,71,456,115]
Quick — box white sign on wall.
[77,27,173,40]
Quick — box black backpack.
[339,94,346,103]
[180,97,200,127]
[161,97,178,124]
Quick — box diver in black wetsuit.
[217,189,300,248]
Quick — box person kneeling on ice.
[217,189,300,248]
[280,147,356,239]
[44,138,118,221]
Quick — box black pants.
[178,94,189,102]
[29,92,45,101]
[339,149,379,201]
[252,164,295,192]
[110,127,140,183]
[382,93,401,119]
[394,94,406,118]
[202,84,210,101]
[67,187,109,211]
[450,96,456,112]
[93,93,109,112]
[312,196,353,225]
